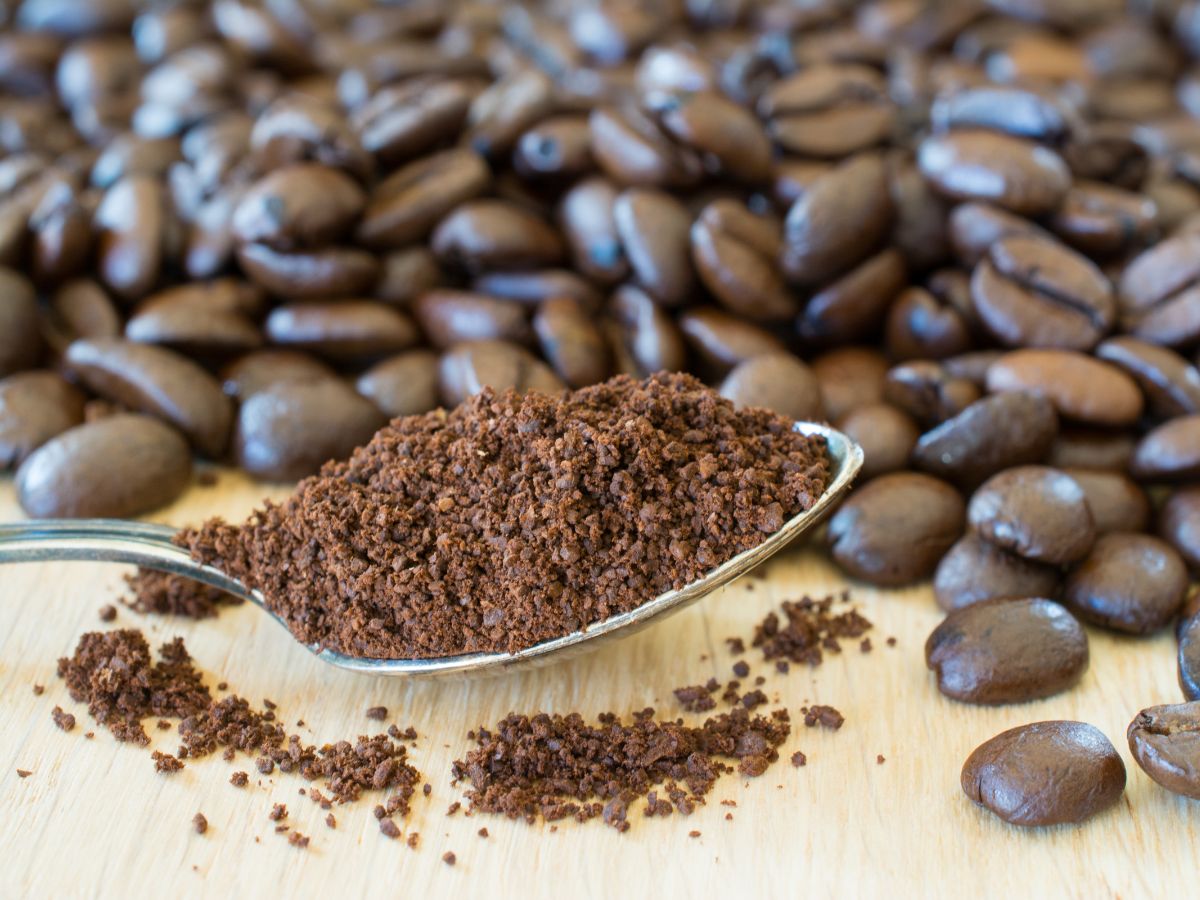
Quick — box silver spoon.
[0,422,861,679]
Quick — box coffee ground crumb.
[366,706,387,721]
[673,683,718,713]
[877,755,886,765]
[153,751,184,773]
[752,595,872,667]
[193,813,208,835]
[32,684,44,696]
[447,802,460,816]
[407,832,419,849]
[886,637,897,647]
[51,706,75,732]
[98,605,117,622]
[288,832,309,849]
[268,804,287,821]
[803,706,845,730]
[732,661,750,678]
[123,569,243,620]
[478,827,488,838]
[84,732,93,739]
[442,852,456,866]
[689,830,701,838]
[183,375,829,659]
[325,813,336,829]
[423,784,432,796]
[380,819,400,839]
[230,771,248,787]
[17,769,32,778]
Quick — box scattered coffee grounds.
[732,661,750,678]
[274,825,289,834]
[379,819,400,839]
[17,769,32,778]
[257,758,274,775]
[84,733,93,740]
[51,707,75,732]
[887,638,897,648]
[446,802,461,816]
[183,374,830,659]
[791,752,807,768]
[325,814,336,829]
[57,631,210,745]
[122,570,242,620]
[478,828,489,838]
[193,813,208,835]
[452,706,790,832]
[877,755,886,765]
[689,830,701,838]
[673,684,718,713]
[98,605,117,623]
[860,639,873,654]
[407,833,420,849]
[31,685,43,696]
[288,832,310,849]
[726,638,746,655]
[153,751,184,773]
[366,707,388,721]
[423,784,432,797]
[442,852,456,866]
[803,706,845,731]
[389,725,418,741]
[752,595,873,667]
[269,804,287,822]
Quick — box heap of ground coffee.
[184,374,829,659]
[123,570,242,619]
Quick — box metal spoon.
[0,422,861,679]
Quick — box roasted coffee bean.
[930,86,1070,143]
[969,466,1095,565]
[760,64,894,159]
[438,339,566,407]
[606,285,686,377]
[513,114,593,181]
[613,188,694,307]
[374,247,441,308]
[236,379,386,482]
[1064,468,1150,535]
[414,290,531,350]
[532,296,610,389]
[1118,232,1200,347]
[220,349,334,401]
[918,130,1071,216]
[1048,181,1158,259]
[42,279,121,353]
[1161,487,1200,571]
[926,598,1088,705]
[0,370,86,469]
[961,722,1125,827]
[17,413,191,518]
[678,308,786,378]
[1180,603,1200,700]
[987,349,1144,427]
[465,70,556,161]
[971,235,1115,351]
[264,301,419,363]
[0,266,43,375]
[558,177,628,284]
[651,90,773,184]
[64,338,232,458]
[125,279,264,356]
[798,248,907,345]
[93,174,167,302]
[1127,702,1200,800]
[912,392,1057,490]
[827,472,965,586]
[1131,415,1200,481]
[692,200,795,321]
[934,534,1060,613]
[942,350,1004,388]
[836,403,918,481]
[352,78,477,167]
[781,153,892,287]
[1096,338,1200,421]
[887,152,953,272]
[948,201,1049,267]
[472,269,602,311]
[1064,533,1189,635]
[231,164,366,250]
[885,286,972,361]
[1047,428,1136,472]
[589,104,701,188]
[432,199,564,273]
[884,360,980,428]
[707,339,818,414]
[811,346,888,421]
[237,243,380,299]
[356,350,440,419]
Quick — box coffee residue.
[122,570,243,620]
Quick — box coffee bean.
[220,349,334,401]
[1048,181,1158,259]
[471,271,602,312]
[413,290,531,350]
[934,534,1060,613]
[17,413,191,518]
[0,266,43,375]
[887,152,953,272]
[432,199,564,273]
[613,188,694,307]
[961,721,1125,827]
[919,130,1071,216]
[264,301,419,364]
[969,466,1095,565]
[231,164,366,250]
[94,174,167,302]
[1180,606,1200,700]
[125,279,264,357]
[374,247,442,307]
[885,286,972,361]
[930,86,1069,143]
[926,598,1088,705]
[589,104,702,189]
[237,243,380,300]
[438,340,565,407]
[1096,336,1200,421]
[1047,428,1136,472]
[884,360,980,428]
[718,354,824,423]
[987,349,1144,427]
[0,370,86,468]
[465,70,555,161]
[912,391,1057,490]
[558,177,628,284]
[1131,415,1200,481]
[798,248,907,344]
[827,472,965,586]
[1064,533,1188,635]
[691,199,795,321]
[652,90,772,184]
[606,285,686,377]
[236,378,385,482]
[811,347,888,421]
[942,350,1004,388]
[532,296,611,389]
[356,350,440,419]
[836,403,918,481]
[513,114,593,182]
[1118,232,1200,347]
[781,153,892,286]
[1063,468,1150,534]
[678,308,786,378]
[64,337,232,458]
[1127,702,1200,800]
[353,78,477,167]
[971,235,1114,351]
[948,201,1049,267]
[761,64,894,159]
[1160,486,1200,571]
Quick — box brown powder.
[451,707,790,831]
[122,569,242,620]
[51,706,75,732]
[153,751,184,773]
[182,374,829,659]
[803,706,845,730]
[752,595,873,666]
[98,605,117,622]
[230,771,248,787]
[17,769,32,778]
[193,813,208,835]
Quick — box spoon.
[0,422,862,679]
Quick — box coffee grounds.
[269,804,287,821]
[673,684,718,713]
[380,819,400,839]
[98,605,117,622]
[17,769,32,778]
[153,751,184,773]
[193,813,207,835]
[752,595,873,666]
[183,374,829,659]
[790,751,807,768]
[51,707,75,732]
[451,706,790,832]
[442,852,456,866]
[803,706,845,730]
[366,706,387,721]
[57,631,211,745]
[325,814,336,829]
[123,570,242,620]
[230,771,248,787]
[288,832,309,849]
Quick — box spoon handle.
[0,519,256,603]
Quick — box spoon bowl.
[0,422,862,679]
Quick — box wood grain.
[0,470,1194,898]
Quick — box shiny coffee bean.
[558,177,628,285]
[934,534,1060,613]
[236,378,386,482]
[356,350,440,419]
[0,266,43,375]
[41,278,121,353]
[1064,533,1189,635]
[265,301,419,363]
[918,130,1071,216]
[0,370,86,468]
[760,64,894,159]
[432,199,564,273]
[678,308,786,378]
[651,90,773,184]
[513,114,593,182]
[930,86,1069,142]
[532,296,610,389]
[438,339,566,407]
[1131,415,1200,481]
[1161,487,1200,571]
[1127,703,1200,800]
[64,337,232,458]
[606,285,686,377]
[471,271,602,311]
[1096,337,1200,419]
[969,466,1095,565]
[718,354,824,422]
[1118,232,1200,347]
[942,350,1004,388]
[414,289,530,350]
[885,286,972,361]
[1180,607,1200,700]
[1048,181,1158,259]
[374,247,442,307]
[887,153,953,272]
[948,201,1048,266]
[231,163,366,250]
[1064,468,1150,534]
[220,349,334,401]
[125,279,264,356]
[692,199,795,321]
[926,598,1088,705]
[884,360,980,428]
[912,391,1057,490]
[987,349,1144,427]
[589,103,701,189]
[827,472,965,586]
[17,413,191,518]
[613,188,694,307]
[961,722,1125,827]
[811,346,888,421]
[237,243,380,299]
[1047,428,1136,472]
[836,403,918,481]
[797,248,907,345]
[93,174,167,302]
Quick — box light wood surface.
[0,469,1195,898]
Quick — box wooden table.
[0,470,1194,897]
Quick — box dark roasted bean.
[1117,232,1200,348]
[919,130,1071,216]
[691,200,794,321]
[836,403,918,481]
[532,296,610,389]
[437,339,565,407]
[811,347,888,421]
[220,350,334,402]
[264,301,419,364]
[987,349,1144,427]
[1127,702,1200,800]
[356,350,440,419]
[677,308,786,378]
[1130,415,1200,481]
[718,354,824,423]
[0,371,86,469]
[933,534,1059,613]
[613,188,694,307]
[1064,533,1189,635]
[0,266,43,375]
[968,466,1095,565]
[1063,468,1150,535]
[884,360,980,428]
